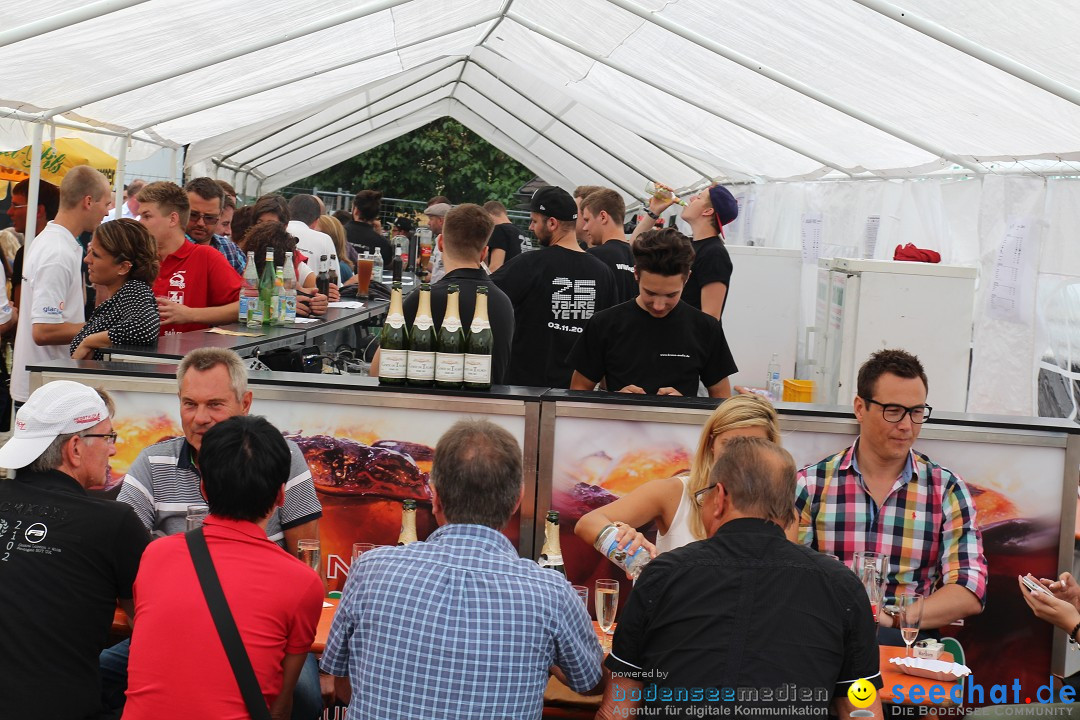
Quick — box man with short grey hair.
[0,380,149,719]
[322,418,603,719]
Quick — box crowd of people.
[0,341,1015,719]
[0,170,1061,718]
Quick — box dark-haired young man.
[184,177,245,275]
[569,228,736,398]
[122,414,323,720]
[322,419,602,718]
[492,186,616,388]
[795,349,987,634]
[581,188,637,303]
[346,189,391,266]
[7,177,61,309]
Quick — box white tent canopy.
[3,0,1080,195]
[2,0,1079,421]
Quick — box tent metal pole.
[241,60,465,166]
[451,81,640,198]
[468,60,676,191]
[132,14,497,150]
[0,0,151,49]
[0,109,172,148]
[169,147,178,183]
[217,54,467,164]
[507,12,851,180]
[24,124,44,247]
[852,0,1080,109]
[113,135,129,217]
[601,0,982,174]
[40,0,413,122]
[249,74,463,169]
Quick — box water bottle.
[766,353,782,401]
[372,251,384,281]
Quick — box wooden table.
[111,598,340,653]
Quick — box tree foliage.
[291,118,534,207]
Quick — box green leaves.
[294,118,533,206]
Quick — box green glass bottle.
[463,286,493,391]
[378,281,409,385]
[406,283,436,387]
[259,249,276,326]
[434,284,465,389]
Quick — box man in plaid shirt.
[321,419,603,719]
[795,349,987,633]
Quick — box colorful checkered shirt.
[188,234,245,275]
[795,439,987,604]
[320,524,603,720]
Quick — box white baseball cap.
[0,381,110,469]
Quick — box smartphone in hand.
[1022,574,1054,596]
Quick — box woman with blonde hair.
[575,393,781,561]
[70,219,160,359]
[317,214,354,281]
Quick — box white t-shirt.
[287,221,336,269]
[0,263,12,327]
[11,222,85,402]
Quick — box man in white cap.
[0,380,149,719]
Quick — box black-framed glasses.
[188,211,220,225]
[861,397,932,424]
[81,432,118,445]
[693,482,720,506]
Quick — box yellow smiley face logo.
[847,678,877,708]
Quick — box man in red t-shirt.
[123,414,323,720]
[137,182,241,334]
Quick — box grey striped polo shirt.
[117,436,322,547]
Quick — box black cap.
[392,216,414,233]
[530,186,577,221]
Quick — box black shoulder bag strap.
[186,528,273,720]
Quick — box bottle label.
[407,351,435,380]
[434,353,465,382]
[442,315,462,332]
[595,525,651,577]
[381,349,408,378]
[247,297,262,324]
[284,295,297,321]
[463,354,491,383]
[386,312,406,330]
[238,295,249,322]
[469,317,490,332]
[414,313,434,331]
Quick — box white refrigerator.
[809,258,977,412]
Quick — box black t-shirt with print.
[0,470,149,718]
[587,239,638,304]
[568,299,737,396]
[492,245,616,388]
[487,222,524,265]
[682,235,733,315]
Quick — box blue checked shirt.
[188,234,245,275]
[321,524,603,720]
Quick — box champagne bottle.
[282,252,297,323]
[397,499,418,545]
[378,281,409,385]
[259,249,276,327]
[537,510,566,575]
[407,283,436,387]
[434,284,465,389]
[463,286,493,391]
[240,251,260,327]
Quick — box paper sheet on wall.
[864,215,881,259]
[989,216,1033,322]
[801,212,822,263]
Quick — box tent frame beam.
[0,0,151,49]
[39,0,415,122]
[852,0,1080,109]
[506,11,850,181]
[601,0,983,174]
